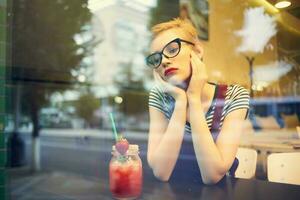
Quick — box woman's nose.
[161,56,171,68]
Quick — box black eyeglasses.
[146,38,194,69]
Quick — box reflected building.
[89,0,153,98]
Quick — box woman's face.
[150,28,195,87]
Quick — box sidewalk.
[19,128,149,141]
[9,167,111,200]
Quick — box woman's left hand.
[186,50,208,101]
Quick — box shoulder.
[226,84,250,100]
[148,86,167,112]
[148,86,175,116]
[149,86,165,101]
[223,84,250,118]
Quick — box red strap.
[210,84,227,141]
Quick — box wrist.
[175,95,187,108]
[188,99,203,112]
[174,91,186,101]
[187,95,201,104]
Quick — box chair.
[267,152,300,185]
[255,115,281,130]
[234,148,257,179]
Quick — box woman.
[146,18,250,185]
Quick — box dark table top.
[11,169,300,200]
[141,177,300,200]
[139,176,300,200]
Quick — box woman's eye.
[168,47,178,54]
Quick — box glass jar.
[109,144,143,200]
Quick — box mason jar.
[109,144,143,200]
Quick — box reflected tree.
[113,61,148,117]
[11,0,96,171]
[148,0,179,29]
[74,89,100,128]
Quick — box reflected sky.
[88,0,156,13]
[235,7,277,54]
[253,60,293,89]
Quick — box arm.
[186,51,249,184]
[188,98,248,185]
[147,96,187,181]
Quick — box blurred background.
[1,0,300,199]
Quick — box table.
[140,177,300,200]
[11,129,300,200]
[11,170,300,200]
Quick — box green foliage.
[11,0,96,135]
[74,90,100,126]
[148,0,179,29]
[120,90,148,115]
[114,62,146,92]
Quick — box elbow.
[153,168,170,182]
[147,153,154,169]
[147,152,171,182]
[202,164,228,185]
[148,158,170,181]
[202,173,225,185]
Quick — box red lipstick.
[164,68,178,76]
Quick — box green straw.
[109,112,118,142]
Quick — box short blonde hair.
[151,18,198,40]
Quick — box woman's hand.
[186,50,208,102]
[153,71,186,101]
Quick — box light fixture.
[114,96,123,104]
[275,1,291,9]
[78,74,86,83]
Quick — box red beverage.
[109,145,142,199]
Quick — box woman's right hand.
[153,71,186,102]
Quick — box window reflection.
[6,0,300,198]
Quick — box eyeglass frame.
[146,38,194,69]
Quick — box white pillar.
[32,137,41,171]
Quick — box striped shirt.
[148,83,250,134]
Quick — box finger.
[153,71,166,86]
[153,71,165,84]
[191,50,204,65]
[191,52,200,77]
[153,71,162,85]
[153,71,172,92]
[153,71,160,82]
[191,51,205,74]
[191,51,206,77]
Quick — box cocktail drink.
[109,144,142,199]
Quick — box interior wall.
[203,0,278,89]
